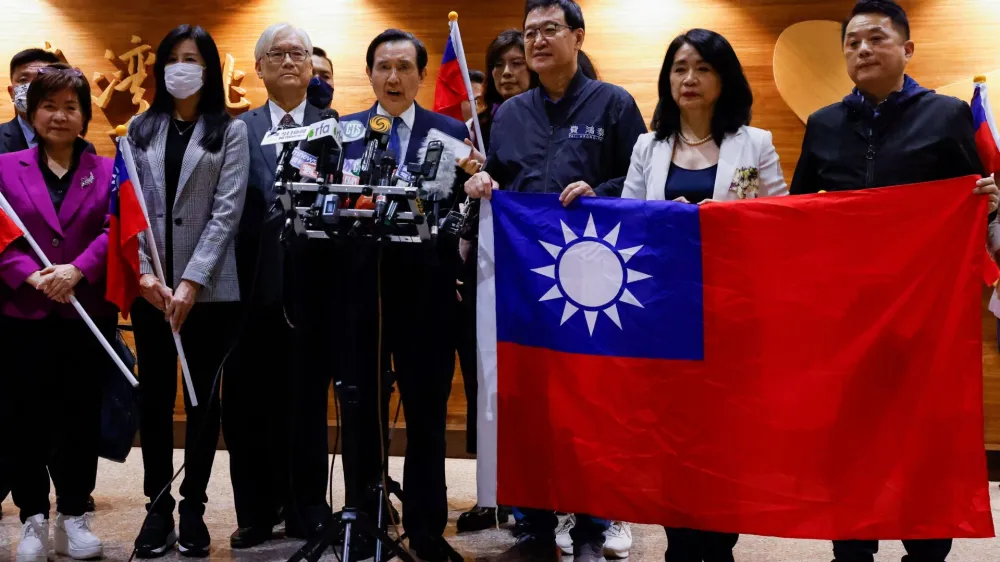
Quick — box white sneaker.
[55,513,103,560]
[556,514,575,554]
[17,514,49,562]
[603,521,632,559]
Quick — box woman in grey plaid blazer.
[126,25,249,559]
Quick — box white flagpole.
[449,12,488,156]
[119,137,199,407]
[0,190,138,387]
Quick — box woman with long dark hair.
[128,24,249,559]
[623,29,787,562]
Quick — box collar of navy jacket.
[338,102,470,180]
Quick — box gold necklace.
[678,132,713,146]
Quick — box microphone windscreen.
[417,129,468,200]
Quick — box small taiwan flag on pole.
[0,203,22,254]
[970,76,1000,286]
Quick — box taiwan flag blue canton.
[491,191,704,360]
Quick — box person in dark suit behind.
[292,28,469,562]
[225,21,324,550]
[1,49,59,154]
[0,63,115,562]
[127,24,249,559]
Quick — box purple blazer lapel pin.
[80,172,94,188]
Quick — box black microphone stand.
[286,156,416,562]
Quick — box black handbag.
[98,326,140,463]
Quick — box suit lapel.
[2,118,28,154]
[650,136,674,201]
[175,118,207,206]
[252,107,276,174]
[405,104,429,166]
[148,116,168,199]
[303,103,322,126]
[713,130,743,201]
[17,149,61,236]
[56,153,99,226]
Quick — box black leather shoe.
[411,535,463,562]
[230,525,274,549]
[478,535,560,562]
[458,505,510,533]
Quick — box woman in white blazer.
[623,29,786,209]
[624,29,786,562]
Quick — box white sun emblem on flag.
[532,214,651,336]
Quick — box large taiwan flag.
[475,179,994,540]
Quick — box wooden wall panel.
[4,0,1000,450]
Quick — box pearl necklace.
[678,132,713,146]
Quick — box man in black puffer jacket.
[791,2,999,562]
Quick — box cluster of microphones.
[262,110,461,242]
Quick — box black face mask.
[307,75,334,109]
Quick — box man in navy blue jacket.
[292,28,468,562]
[465,2,644,562]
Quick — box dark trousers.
[665,527,739,562]
[456,249,478,455]
[832,539,952,562]
[381,243,456,540]
[222,301,291,528]
[290,240,456,540]
[0,315,113,523]
[131,299,237,516]
[289,240,387,532]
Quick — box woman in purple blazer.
[0,64,114,562]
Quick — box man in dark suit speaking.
[292,28,469,562]
[223,22,324,550]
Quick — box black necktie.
[280,113,297,127]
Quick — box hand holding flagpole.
[0,191,138,387]
[119,137,199,407]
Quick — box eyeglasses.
[523,23,572,43]
[265,49,309,65]
[36,66,85,78]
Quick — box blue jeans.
[516,507,610,546]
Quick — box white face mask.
[164,62,204,100]
[12,83,28,114]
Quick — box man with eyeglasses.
[465,1,646,562]
[224,22,324,551]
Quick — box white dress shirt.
[268,98,308,129]
[376,102,416,160]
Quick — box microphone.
[414,128,468,201]
[358,115,393,186]
[294,109,342,183]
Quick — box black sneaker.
[458,505,510,533]
[178,512,210,558]
[134,512,177,559]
